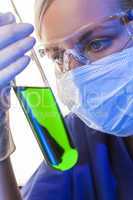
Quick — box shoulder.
[21,159,93,200]
[21,113,111,200]
[21,160,72,200]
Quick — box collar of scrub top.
[38,9,133,73]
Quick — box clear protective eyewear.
[38,9,133,73]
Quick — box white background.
[0,0,69,186]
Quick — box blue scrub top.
[21,113,133,200]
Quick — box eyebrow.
[44,28,95,50]
[78,30,93,43]
[44,22,117,51]
[78,23,116,43]
[44,31,93,51]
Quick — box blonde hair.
[34,0,54,40]
[34,0,133,40]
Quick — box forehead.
[41,0,121,43]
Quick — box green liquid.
[13,86,78,171]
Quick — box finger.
[0,55,31,87]
[0,23,34,50]
[0,12,16,26]
[0,36,36,70]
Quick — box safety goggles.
[38,9,133,73]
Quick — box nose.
[63,49,84,72]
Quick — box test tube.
[10,0,78,171]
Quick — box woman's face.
[40,0,132,70]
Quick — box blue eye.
[84,37,112,53]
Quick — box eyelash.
[82,37,113,54]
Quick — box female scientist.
[0,0,133,199]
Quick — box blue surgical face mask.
[56,46,133,136]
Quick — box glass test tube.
[10,0,78,171]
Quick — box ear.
[126,10,133,22]
[122,10,133,37]
[120,10,133,24]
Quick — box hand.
[0,12,36,87]
[0,12,36,161]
